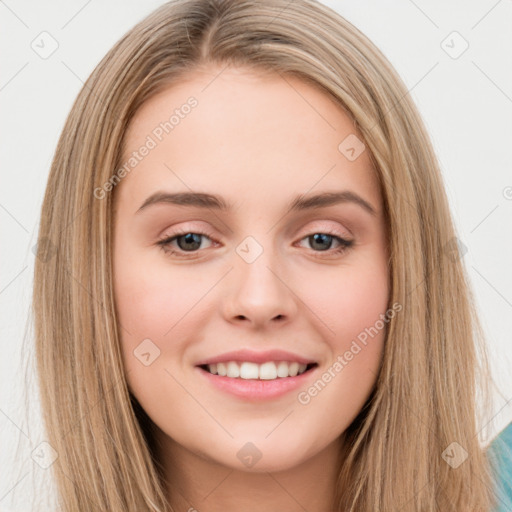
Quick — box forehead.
[116,66,381,214]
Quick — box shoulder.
[487,422,512,512]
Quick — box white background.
[1,0,511,510]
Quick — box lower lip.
[195,365,318,401]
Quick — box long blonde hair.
[29,0,500,509]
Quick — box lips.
[195,361,319,400]
[194,349,319,400]
[194,348,317,367]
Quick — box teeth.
[205,361,310,379]
[226,361,240,378]
[259,362,276,380]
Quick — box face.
[112,65,390,473]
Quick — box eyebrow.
[135,190,377,217]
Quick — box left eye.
[297,233,353,254]
[156,230,354,258]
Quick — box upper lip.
[195,349,317,366]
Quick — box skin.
[112,64,390,512]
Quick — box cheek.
[293,253,389,416]
[299,253,389,344]
[113,245,198,373]
[114,235,209,335]
[114,268,177,341]
[293,291,388,443]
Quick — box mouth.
[197,361,319,380]
[195,360,320,401]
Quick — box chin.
[206,436,317,473]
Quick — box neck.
[153,428,344,512]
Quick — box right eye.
[156,229,217,258]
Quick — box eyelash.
[156,227,354,259]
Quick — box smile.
[196,362,319,401]
[200,361,316,380]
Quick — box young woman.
[31,0,511,510]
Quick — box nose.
[221,245,298,329]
